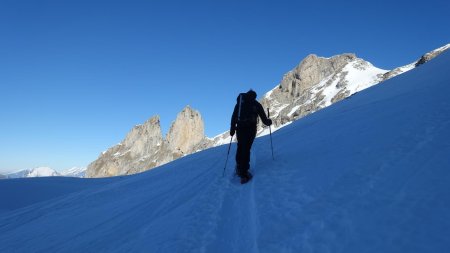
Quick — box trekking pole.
[222,136,233,177]
[267,108,274,160]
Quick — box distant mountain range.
[3,167,86,179]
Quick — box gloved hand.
[230,127,235,136]
[266,119,272,126]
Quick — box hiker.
[230,90,272,184]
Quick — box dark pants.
[235,124,257,176]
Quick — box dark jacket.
[230,92,272,133]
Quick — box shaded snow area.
[1,52,450,252]
[0,177,116,213]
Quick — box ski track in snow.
[195,148,260,253]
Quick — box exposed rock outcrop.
[278,54,357,98]
[86,116,164,177]
[86,106,206,178]
[258,53,386,131]
[415,44,450,67]
[166,106,205,157]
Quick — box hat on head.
[246,89,257,100]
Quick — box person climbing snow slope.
[230,90,272,184]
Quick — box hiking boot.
[240,172,253,184]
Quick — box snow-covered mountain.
[209,54,388,146]
[0,48,449,252]
[5,167,60,178]
[4,167,86,179]
[26,167,60,177]
[60,167,87,178]
[260,54,387,127]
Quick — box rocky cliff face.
[166,106,205,157]
[86,106,206,178]
[278,54,356,98]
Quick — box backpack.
[236,93,257,124]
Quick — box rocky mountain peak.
[279,53,358,98]
[122,115,163,157]
[86,106,206,178]
[259,52,386,129]
[166,106,205,155]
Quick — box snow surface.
[1,51,450,252]
[0,177,115,213]
[343,60,386,94]
[430,43,450,55]
[287,105,301,117]
[319,59,386,107]
[397,62,416,74]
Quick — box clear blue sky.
[0,0,449,173]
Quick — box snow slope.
[0,177,115,213]
[1,51,450,252]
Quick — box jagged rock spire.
[86,107,206,178]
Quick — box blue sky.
[0,0,449,173]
